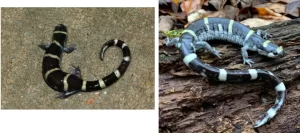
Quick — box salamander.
[39,24,131,98]
[164,18,286,128]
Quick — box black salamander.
[164,18,286,128]
[40,24,130,98]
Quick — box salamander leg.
[164,37,180,48]
[57,66,82,99]
[194,41,221,58]
[63,46,76,53]
[71,65,81,78]
[39,43,50,50]
[57,91,79,99]
[241,46,254,66]
[256,29,272,39]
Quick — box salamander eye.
[272,50,278,55]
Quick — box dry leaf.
[159,16,176,32]
[208,0,227,10]
[229,0,241,6]
[227,64,245,69]
[187,9,227,24]
[206,11,226,18]
[240,18,275,27]
[159,0,173,5]
[252,0,271,7]
[223,5,239,19]
[270,0,299,3]
[240,0,253,8]
[180,0,205,14]
[255,2,286,14]
[238,7,252,20]
[255,8,291,20]
[187,9,208,23]
[286,0,300,17]
[169,69,199,77]
[173,0,182,5]
[174,12,188,19]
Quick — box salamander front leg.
[57,65,81,99]
[39,43,50,50]
[63,46,76,53]
[194,41,221,58]
[256,29,272,40]
[241,46,254,66]
[163,37,180,48]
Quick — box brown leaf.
[180,0,206,14]
[159,16,176,32]
[169,69,199,77]
[286,0,300,17]
[252,0,271,6]
[238,7,252,20]
[208,0,227,10]
[223,5,239,19]
[255,2,286,14]
[206,11,226,18]
[159,0,173,5]
[240,0,254,8]
[255,8,291,20]
[226,64,245,69]
[174,12,188,19]
[240,18,275,27]
[187,9,226,24]
[187,9,208,23]
[270,0,299,4]
[229,0,241,6]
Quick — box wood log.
[159,18,300,133]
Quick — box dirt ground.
[1,8,154,109]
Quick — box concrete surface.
[1,8,154,109]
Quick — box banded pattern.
[164,18,286,128]
[41,24,131,97]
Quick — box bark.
[159,18,300,133]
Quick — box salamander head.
[54,24,67,32]
[257,40,285,58]
[52,24,68,46]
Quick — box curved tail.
[252,70,286,128]
[180,43,286,128]
[81,39,131,92]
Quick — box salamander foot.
[243,58,254,67]
[57,90,79,99]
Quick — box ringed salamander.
[164,17,286,128]
[40,24,131,98]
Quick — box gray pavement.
[1,8,154,109]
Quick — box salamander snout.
[54,24,67,32]
[265,45,285,58]
[257,40,285,58]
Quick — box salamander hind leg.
[57,91,79,99]
[70,65,81,78]
[39,43,50,50]
[63,46,76,53]
[57,66,82,99]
